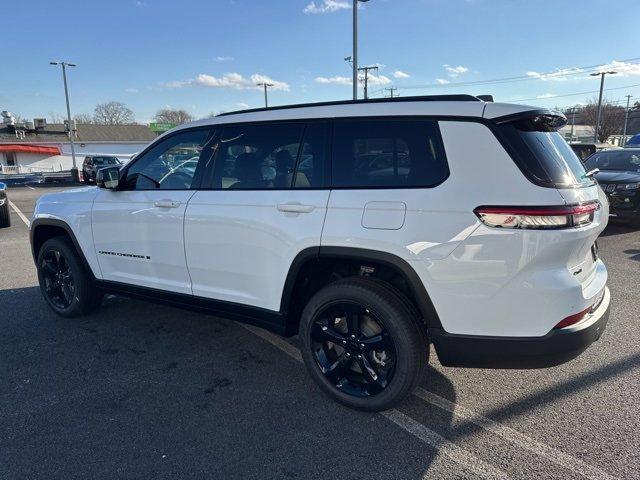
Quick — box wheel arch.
[30,218,96,280]
[280,246,443,336]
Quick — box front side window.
[123,129,212,190]
[331,119,448,188]
[208,122,326,189]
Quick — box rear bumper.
[429,287,610,369]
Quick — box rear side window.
[497,115,592,188]
[331,119,448,188]
[208,122,327,189]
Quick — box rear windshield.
[585,150,640,172]
[93,157,119,165]
[497,115,593,188]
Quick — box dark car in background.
[585,148,640,223]
[0,182,10,228]
[82,156,121,183]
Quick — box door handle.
[154,200,181,208]
[277,203,315,214]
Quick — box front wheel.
[299,277,428,411]
[37,237,103,317]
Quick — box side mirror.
[96,166,120,189]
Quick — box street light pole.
[50,61,78,178]
[622,94,632,147]
[352,0,370,100]
[256,82,273,108]
[590,71,617,143]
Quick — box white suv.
[30,96,611,411]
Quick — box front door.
[184,121,330,311]
[92,128,214,294]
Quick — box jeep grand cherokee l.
[30,96,610,411]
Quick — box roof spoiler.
[477,95,494,102]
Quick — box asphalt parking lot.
[1,185,639,480]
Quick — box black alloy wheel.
[310,302,396,397]
[40,249,75,309]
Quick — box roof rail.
[217,94,482,117]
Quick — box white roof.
[165,99,540,138]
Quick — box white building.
[0,116,156,173]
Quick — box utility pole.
[385,87,397,98]
[590,71,617,143]
[622,94,632,147]
[256,82,273,108]
[50,61,78,180]
[570,106,576,143]
[358,65,378,100]
[352,0,370,100]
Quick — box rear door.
[92,128,214,293]
[184,121,330,311]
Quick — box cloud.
[236,102,250,108]
[304,0,350,14]
[315,75,352,85]
[214,56,234,62]
[365,74,392,86]
[443,64,469,77]
[436,78,450,84]
[124,88,139,93]
[595,60,640,76]
[393,70,410,79]
[526,67,583,81]
[536,93,557,99]
[135,1,147,6]
[164,72,290,91]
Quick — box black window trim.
[117,111,579,193]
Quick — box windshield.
[585,150,640,172]
[93,157,119,165]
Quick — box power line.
[387,56,640,91]
[508,82,640,103]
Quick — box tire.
[36,236,103,317]
[0,202,10,228]
[299,277,428,411]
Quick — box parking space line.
[240,324,511,480]
[8,200,31,227]
[413,387,616,480]
[383,409,510,480]
[26,185,36,190]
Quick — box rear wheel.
[299,277,427,411]
[37,237,103,317]
[0,201,10,228]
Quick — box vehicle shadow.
[623,249,640,262]
[1,286,454,479]
[600,221,639,237]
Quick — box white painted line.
[240,324,510,480]
[382,409,510,480]
[26,185,36,190]
[413,387,616,480]
[8,200,30,227]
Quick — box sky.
[2,0,640,123]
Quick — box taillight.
[474,202,600,230]
[554,307,591,329]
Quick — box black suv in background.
[586,148,640,223]
[82,156,121,183]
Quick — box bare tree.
[48,112,65,123]
[93,101,135,124]
[154,108,194,125]
[74,113,95,124]
[580,98,625,143]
